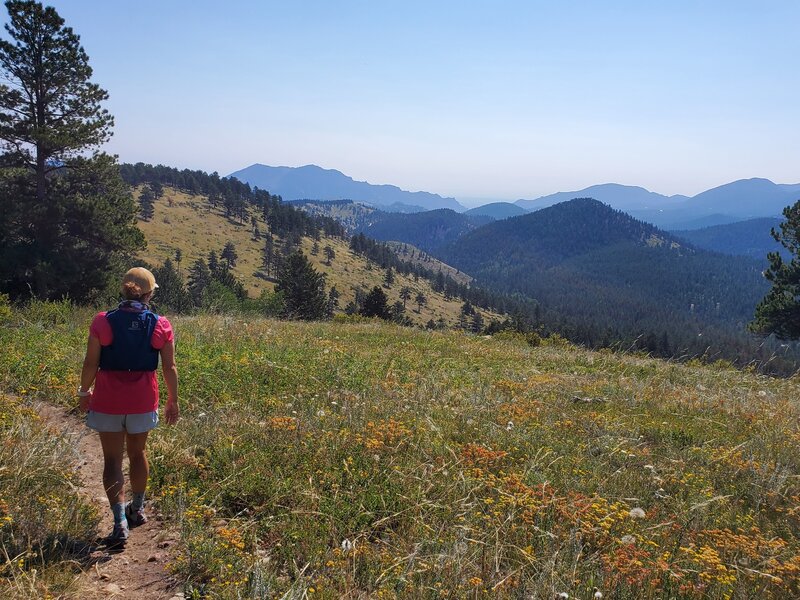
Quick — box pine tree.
[390,300,406,323]
[383,267,395,288]
[138,184,155,221]
[220,241,238,268]
[208,250,220,274]
[187,258,212,307]
[0,0,142,300]
[323,245,335,266]
[326,286,340,318]
[251,215,259,238]
[360,286,390,319]
[399,286,412,307]
[752,200,800,338]
[415,291,427,313]
[262,234,274,277]
[0,0,113,204]
[276,251,328,320]
[470,311,484,333]
[152,258,193,313]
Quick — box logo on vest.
[128,320,141,331]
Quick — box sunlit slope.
[135,187,498,326]
[135,187,269,295]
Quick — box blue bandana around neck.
[118,300,150,312]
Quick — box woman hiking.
[77,267,179,545]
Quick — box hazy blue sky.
[17,1,800,203]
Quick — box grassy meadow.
[1,302,800,598]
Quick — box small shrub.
[0,293,11,323]
[494,329,542,347]
[21,299,74,326]
[541,332,570,347]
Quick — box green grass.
[0,391,99,599]
[2,303,799,598]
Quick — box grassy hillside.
[385,241,472,286]
[3,304,800,599]
[290,199,381,232]
[135,187,270,297]
[135,187,497,327]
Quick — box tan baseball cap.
[121,267,159,298]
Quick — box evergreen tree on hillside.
[326,286,340,318]
[470,311,484,333]
[0,0,142,301]
[390,300,407,324]
[383,267,395,288]
[276,251,328,320]
[399,286,412,307]
[208,250,220,273]
[221,241,238,268]
[752,200,800,339]
[138,184,156,221]
[324,245,335,266]
[458,301,476,329]
[174,248,183,275]
[152,258,193,313]
[415,291,427,313]
[361,286,390,320]
[187,258,212,306]
[207,248,246,300]
[262,234,275,277]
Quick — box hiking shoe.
[108,521,129,547]
[125,502,147,527]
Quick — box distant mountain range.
[517,179,800,229]
[516,184,688,212]
[230,163,799,231]
[464,202,527,220]
[229,164,463,212]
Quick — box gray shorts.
[86,410,159,434]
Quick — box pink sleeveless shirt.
[88,311,174,415]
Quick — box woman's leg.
[126,431,150,497]
[99,431,126,505]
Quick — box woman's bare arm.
[160,339,179,424]
[79,335,101,411]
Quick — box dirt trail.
[37,402,182,599]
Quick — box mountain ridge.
[516,183,688,212]
[671,217,788,261]
[232,163,799,231]
[436,198,768,361]
[464,201,528,220]
[517,178,800,230]
[229,163,464,212]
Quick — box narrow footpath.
[37,402,182,599]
